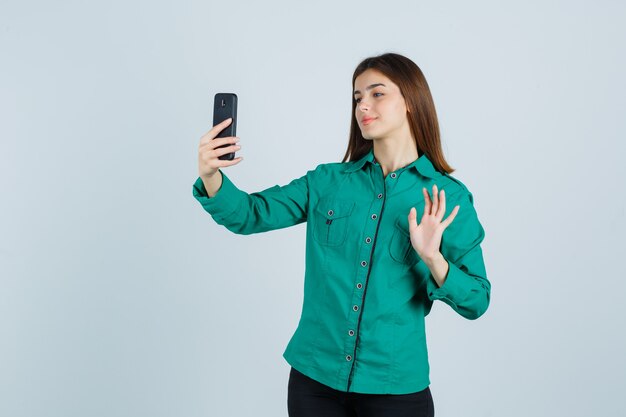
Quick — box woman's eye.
[354,93,383,103]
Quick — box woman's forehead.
[354,70,396,93]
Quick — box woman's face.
[353,69,409,141]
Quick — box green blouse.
[192,148,491,394]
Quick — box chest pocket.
[312,198,355,246]
[389,217,419,265]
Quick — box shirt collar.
[343,148,438,179]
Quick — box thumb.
[408,207,417,229]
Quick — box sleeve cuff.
[192,170,247,220]
[426,259,472,303]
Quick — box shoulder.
[318,161,350,171]
[305,161,351,180]
[438,173,485,239]
[438,172,476,205]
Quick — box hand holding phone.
[198,117,243,179]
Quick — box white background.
[1,1,625,416]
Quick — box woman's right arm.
[194,118,312,234]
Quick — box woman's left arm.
[409,186,491,320]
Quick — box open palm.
[407,184,460,261]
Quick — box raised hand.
[407,184,460,262]
[198,117,243,179]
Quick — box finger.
[441,205,460,229]
[211,144,241,158]
[214,156,244,167]
[200,135,239,149]
[199,145,239,166]
[201,119,231,139]
[408,207,417,231]
[431,184,439,216]
[200,118,233,141]
[436,188,446,221]
[199,132,238,147]
[212,117,233,130]
[422,187,432,215]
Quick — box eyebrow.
[353,83,386,96]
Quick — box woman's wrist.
[422,252,449,287]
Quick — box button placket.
[353,191,381,324]
[344,171,387,392]
[347,184,385,376]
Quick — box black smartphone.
[212,93,238,161]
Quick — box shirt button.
[346,355,352,361]
[377,193,383,199]
[356,283,363,289]
[371,214,377,220]
[353,305,359,311]
[348,330,355,336]
[328,209,334,216]
[390,173,397,178]
[365,237,372,244]
[360,260,367,267]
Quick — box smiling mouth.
[362,118,376,125]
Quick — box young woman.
[193,52,491,417]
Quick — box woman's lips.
[362,118,376,126]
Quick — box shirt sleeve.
[192,168,310,234]
[425,189,491,320]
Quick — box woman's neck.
[372,141,419,177]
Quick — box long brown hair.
[342,52,455,174]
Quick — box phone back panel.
[213,93,237,138]
[212,93,238,160]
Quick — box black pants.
[287,367,435,417]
